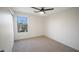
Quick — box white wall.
[14,12,45,40]
[45,8,79,50]
[0,8,14,52]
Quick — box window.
[17,16,28,32]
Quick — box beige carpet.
[12,36,78,52]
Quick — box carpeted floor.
[12,36,78,52]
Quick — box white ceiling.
[12,7,70,16]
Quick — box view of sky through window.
[17,16,27,25]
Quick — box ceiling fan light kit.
[39,11,44,14]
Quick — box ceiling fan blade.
[44,8,54,11]
[34,11,40,13]
[34,11,45,14]
[31,7,40,10]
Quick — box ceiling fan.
[31,7,54,14]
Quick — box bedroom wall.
[0,8,14,52]
[14,12,45,40]
[45,8,79,50]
